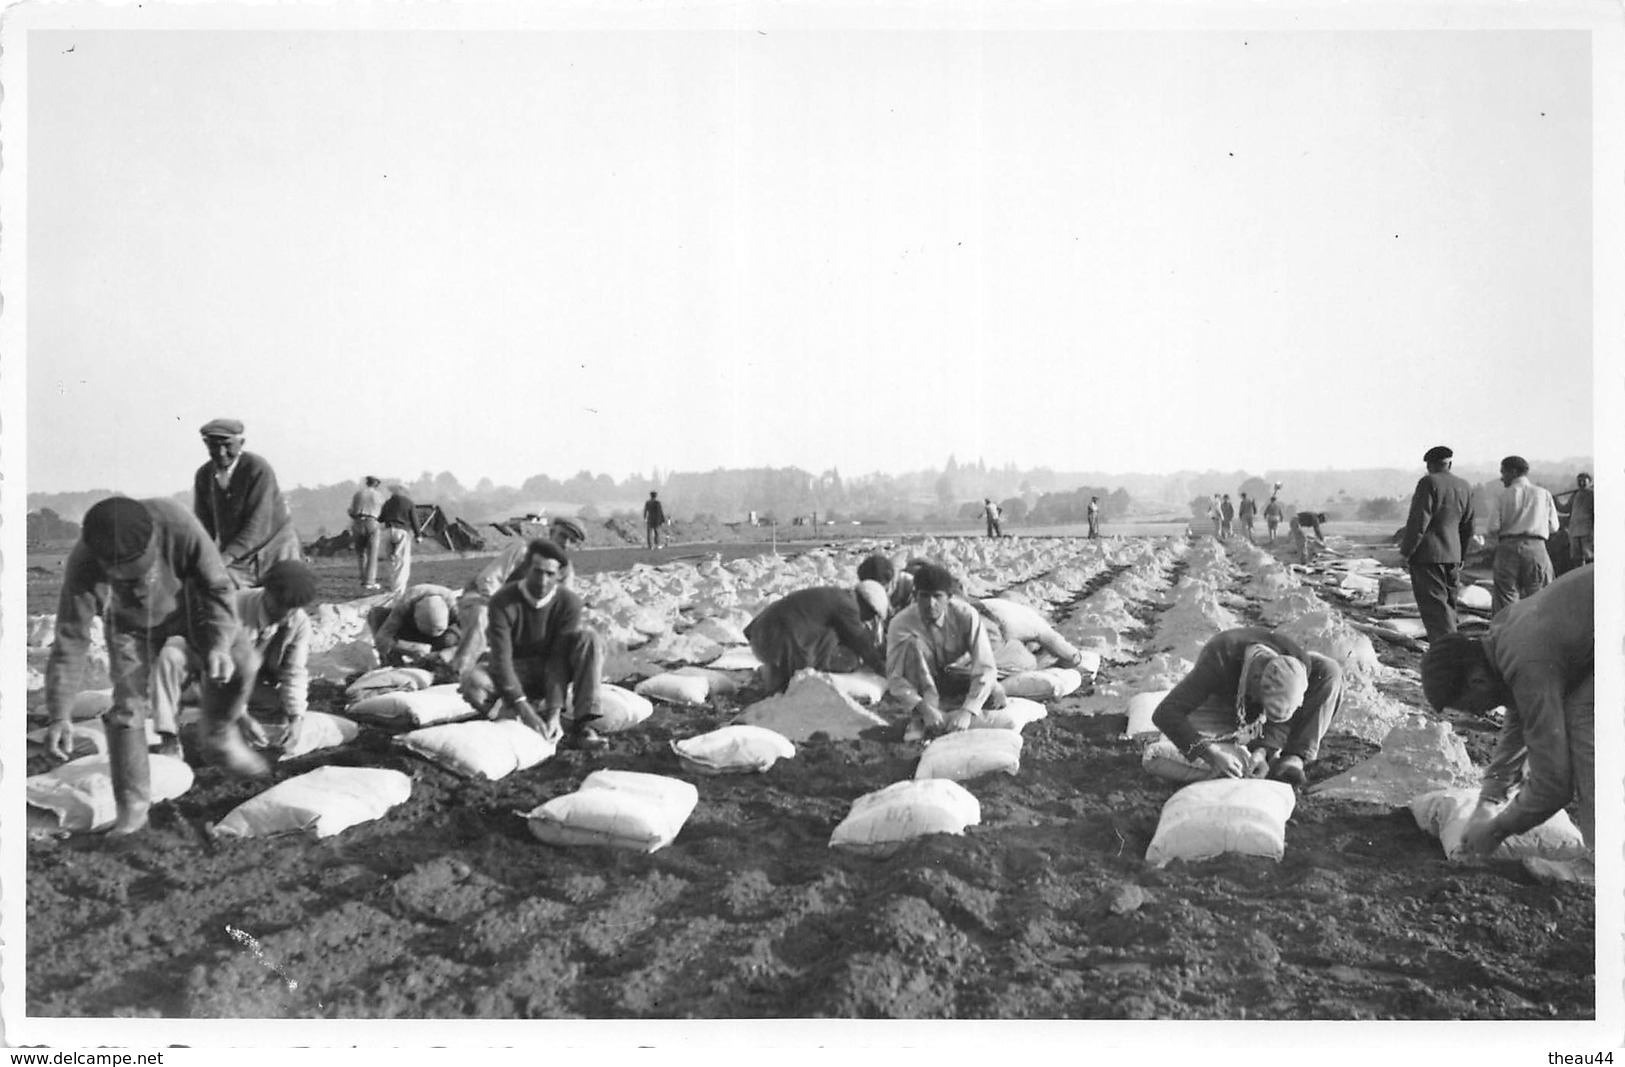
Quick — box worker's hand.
[943,708,975,732]
[1460,802,1509,857]
[45,719,77,762]
[1200,742,1248,779]
[917,702,946,734]
[539,709,564,744]
[1247,748,1272,778]
[205,649,234,685]
[280,715,306,753]
[238,715,271,749]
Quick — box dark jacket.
[1399,470,1477,564]
[486,584,588,705]
[745,586,886,680]
[192,452,301,578]
[379,492,419,532]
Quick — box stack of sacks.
[346,667,435,702]
[521,770,698,852]
[27,754,195,835]
[213,766,413,840]
[347,684,482,729]
[829,779,982,855]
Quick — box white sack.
[1408,788,1587,861]
[915,729,1023,782]
[397,719,557,779]
[1144,778,1296,866]
[593,685,655,734]
[635,671,713,706]
[974,697,1048,733]
[277,712,361,760]
[522,769,699,852]
[1123,690,1172,742]
[829,779,982,855]
[345,667,435,703]
[214,766,413,840]
[27,754,195,835]
[1001,668,1084,701]
[825,670,888,705]
[708,647,764,672]
[672,725,796,775]
[346,684,480,728]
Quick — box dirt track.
[23,534,1593,1021]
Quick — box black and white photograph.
[2,0,1620,1057]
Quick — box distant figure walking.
[1486,455,1559,615]
[379,485,425,595]
[348,475,387,590]
[983,498,1003,538]
[1399,445,1478,640]
[1220,495,1236,540]
[1207,494,1223,538]
[1237,493,1257,543]
[1263,496,1284,543]
[192,418,301,589]
[644,491,667,550]
[1558,472,1594,568]
[1087,496,1101,539]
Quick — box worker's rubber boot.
[199,718,272,780]
[105,722,153,836]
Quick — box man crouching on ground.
[459,538,607,751]
[885,562,1006,742]
[1151,626,1344,787]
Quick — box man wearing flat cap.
[744,581,891,694]
[1399,445,1479,640]
[44,496,269,834]
[1152,626,1344,787]
[885,562,1007,742]
[192,418,301,589]
[1420,565,1592,877]
[1485,455,1559,615]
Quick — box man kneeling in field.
[459,539,607,751]
[885,563,1007,742]
[1151,627,1344,787]
[369,584,465,678]
[744,580,890,693]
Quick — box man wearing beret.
[1151,626,1344,787]
[1399,445,1479,640]
[1485,454,1559,615]
[885,562,1007,741]
[192,418,302,589]
[1420,565,1592,875]
[44,497,269,834]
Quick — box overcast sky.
[15,5,1609,497]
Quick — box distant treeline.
[29,453,1593,538]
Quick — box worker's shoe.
[1269,754,1308,789]
[198,720,272,780]
[105,722,153,836]
[567,712,608,752]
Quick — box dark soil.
[22,536,1595,1021]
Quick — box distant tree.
[1238,476,1272,501]
[935,472,957,513]
[475,477,495,494]
[957,500,984,521]
[999,497,1028,523]
[1356,496,1405,522]
[1106,488,1132,518]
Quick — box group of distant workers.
[983,496,1103,539]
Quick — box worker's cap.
[82,497,154,568]
[1422,445,1453,464]
[1252,652,1309,722]
[412,595,451,636]
[199,418,245,439]
[551,516,587,543]
[854,579,890,619]
[912,562,956,595]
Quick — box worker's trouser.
[353,516,382,584]
[1182,651,1343,763]
[1409,561,1462,639]
[1480,671,1594,850]
[1266,519,1280,542]
[1569,534,1593,565]
[383,525,413,595]
[107,621,256,736]
[149,629,278,737]
[1491,538,1553,615]
[460,629,605,724]
[890,637,1007,715]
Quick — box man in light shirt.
[1559,472,1594,566]
[1486,454,1559,615]
[192,418,302,589]
[348,475,388,590]
[150,559,320,756]
[885,562,1006,742]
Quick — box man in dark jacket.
[1151,626,1344,787]
[44,497,269,834]
[192,418,302,589]
[745,582,890,693]
[1421,566,1592,872]
[458,540,607,750]
[378,485,424,595]
[1399,445,1479,639]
